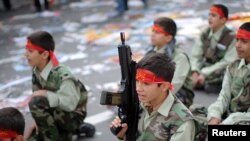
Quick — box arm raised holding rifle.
[102,32,196,141]
[100,32,139,141]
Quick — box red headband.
[152,24,170,36]
[136,69,174,90]
[210,6,225,18]
[236,29,250,40]
[0,129,19,139]
[26,40,59,67]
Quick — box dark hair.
[154,17,177,37]
[27,31,55,51]
[239,22,250,31]
[212,4,228,19]
[0,107,25,135]
[137,53,175,82]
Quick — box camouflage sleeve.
[172,53,190,94]
[47,79,80,112]
[222,112,250,124]
[207,66,232,121]
[200,38,237,76]
[190,37,204,72]
[170,120,196,141]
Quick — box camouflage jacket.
[208,59,250,124]
[137,93,196,141]
[191,26,237,77]
[228,59,250,113]
[32,61,88,115]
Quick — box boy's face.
[208,11,226,31]
[235,38,250,59]
[25,48,46,67]
[136,80,168,104]
[151,30,169,48]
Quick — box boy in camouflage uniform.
[0,107,25,141]
[208,22,250,125]
[24,31,88,141]
[111,53,196,141]
[191,4,237,93]
[145,17,194,108]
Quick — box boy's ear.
[166,35,173,43]
[161,82,171,92]
[15,135,24,141]
[41,51,50,59]
[220,17,227,24]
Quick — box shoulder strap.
[201,28,211,55]
[174,48,191,70]
[218,27,235,49]
[181,52,191,65]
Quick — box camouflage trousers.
[204,68,225,93]
[189,104,208,141]
[175,87,194,108]
[28,96,85,141]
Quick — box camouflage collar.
[158,92,174,117]
[34,61,53,81]
[153,45,166,54]
[153,39,176,57]
[238,59,250,70]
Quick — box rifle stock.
[100,32,139,141]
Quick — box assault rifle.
[100,32,139,141]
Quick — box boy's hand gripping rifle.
[100,32,139,141]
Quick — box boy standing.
[208,22,250,125]
[111,53,196,141]
[25,31,88,141]
[33,0,51,12]
[146,17,194,108]
[191,4,237,93]
[0,107,25,141]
